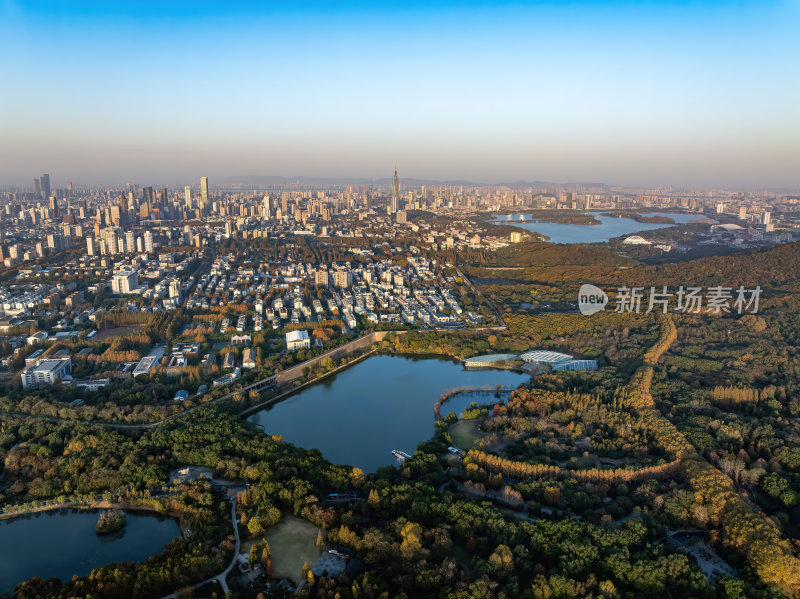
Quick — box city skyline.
[7,170,800,195]
[1,1,799,188]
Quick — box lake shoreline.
[0,501,187,537]
[246,353,530,472]
[0,505,182,596]
[491,211,705,244]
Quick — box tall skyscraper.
[200,177,209,207]
[262,194,271,219]
[140,187,153,220]
[184,186,192,207]
[40,174,50,200]
[391,167,400,213]
[141,186,153,207]
[110,204,122,226]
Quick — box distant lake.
[0,509,180,595]
[248,354,530,472]
[493,211,705,244]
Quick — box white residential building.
[112,270,139,294]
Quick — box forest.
[2,240,800,598]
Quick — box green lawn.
[242,515,323,582]
[450,420,482,450]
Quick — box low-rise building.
[26,331,48,345]
[286,329,311,350]
[72,378,110,392]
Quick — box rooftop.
[464,353,519,365]
[286,329,310,342]
[518,350,573,364]
[27,358,70,374]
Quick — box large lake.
[494,211,705,244]
[0,509,180,595]
[248,354,530,472]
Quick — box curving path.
[159,497,240,599]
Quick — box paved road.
[160,497,240,599]
[456,267,507,329]
[0,372,280,430]
[0,315,505,431]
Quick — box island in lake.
[599,211,676,224]
[96,509,126,535]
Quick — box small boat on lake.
[392,450,411,462]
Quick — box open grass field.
[450,420,482,450]
[241,515,322,583]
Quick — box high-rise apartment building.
[112,270,138,294]
[262,195,271,219]
[169,279,181,299]
[333,269,352,289]
[315,270,330,286]
[144,230,154,252]
[105,229,119,254]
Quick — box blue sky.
[1,1,798,188]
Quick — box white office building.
[22,358,72,388]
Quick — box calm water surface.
[248,355,530,471]
[0,509,180,595]
[494,211,705,243]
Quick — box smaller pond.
[439,390,510,419]
[0,509,181,595]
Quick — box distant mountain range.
[217,174,615,190]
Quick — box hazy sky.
[1,1,799,189]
